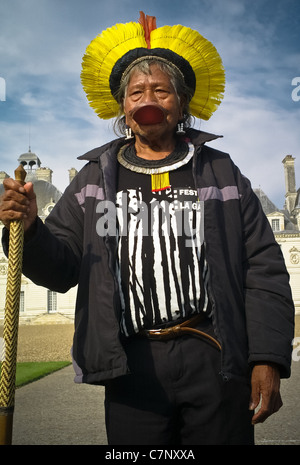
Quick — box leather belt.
[139,314,221,351]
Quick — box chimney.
[282,155,297,213]
[69,167,78,184]
[0,171,9,184]
[35,167,53,183]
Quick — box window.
[271,219,280,231]
[19,291,24,313]
[47,290,57,313]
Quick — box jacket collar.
[186,128,222,145]
[78,128,222,162]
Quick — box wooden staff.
[0,165,26,445]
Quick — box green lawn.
[0,361,71,388]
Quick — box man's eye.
[156,89,168,95]
[129,92,142,100]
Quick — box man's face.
[123,64,184,140]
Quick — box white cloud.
[21,92,46,108]
[0,0,299,207]
[202,86,300,208]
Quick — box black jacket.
[2,129,295,384]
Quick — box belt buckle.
[146,325,182,340]
[147,328,164,336]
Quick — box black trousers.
[104,320,254,445]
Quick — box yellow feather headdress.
[81,12,225,121]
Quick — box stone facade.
[255,155,300,314]
[0,149,78,323]
[275,234,300,314]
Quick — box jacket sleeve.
[2,175,84,293]
[238,171,295,377]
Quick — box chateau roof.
[253,188,279,215]
[0,148,62,218]
[18,147,41,169]
[254,188,298,232]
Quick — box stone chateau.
[0,148,78,323]
[0,149,299,323]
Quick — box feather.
[81,21,225,121]
[81,22,147,119]
[150,25,225,120]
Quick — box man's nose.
[141,89,157,103]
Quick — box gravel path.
[1,323,74,362]
[1,315,299,363]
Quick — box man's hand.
[249,363,283,424]
[0,179,37,232]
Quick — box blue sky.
[0,0,299,207]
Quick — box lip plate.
[132,105,165,125]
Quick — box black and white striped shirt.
[116,154,209,336]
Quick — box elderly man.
[0,13,294,445]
